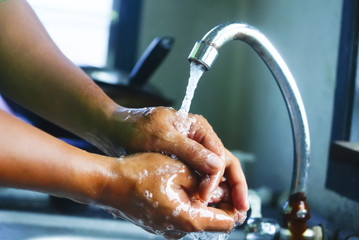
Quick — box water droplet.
[166,224,174,231]
[155,230,164,235]
[144,190,152,200]
[170,154,178,159]
[172,209,180,217]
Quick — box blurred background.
[1,0,358,237]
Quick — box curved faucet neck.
[189,22,311,194]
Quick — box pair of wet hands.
[96,107,248,239]
[99,153,246,239]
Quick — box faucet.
[188,22,312,239]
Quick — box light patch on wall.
[27,0,113,67]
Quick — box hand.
[0,108,244,238]
[102,106,249,212]
[97,153,243,239]
[106,107,225,169]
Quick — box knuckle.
[195,114,209,125]
[189,144,206,161]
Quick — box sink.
[0,210,245,240]
[0,210,159,240]
[0,189,245,239]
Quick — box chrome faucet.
[188,22,312,238]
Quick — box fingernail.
[245,196,250,210]
[206,153,224,169]
[236,210,248,225]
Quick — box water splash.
[181,232,230,240]
[178,62,205,119]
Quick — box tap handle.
[282,192,310,238]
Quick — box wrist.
[69,152,115,205]
[93,105,135,156]
[92,100,120,135]
[83,102,127,156]
[91,155,132,209]
[105,106,156,153]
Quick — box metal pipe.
[188,22,311,195]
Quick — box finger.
[208,182,231,204]
[190,203,236,232]
[166,134,225,175]
[225,150,249,212]
[175,185,234,233]
[177,169,199,198]
[199,169,224,202]
[187,114,225,157]
[217,202,248,225]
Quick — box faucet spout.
[189,22,311,236]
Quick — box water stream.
[178,62,205,119]
[177,62,231,240]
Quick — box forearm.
[0,0,120,147]
[0,109,109,203]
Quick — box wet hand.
[98,153,242,239]
[108,107,225,170]
[105,106,248,213]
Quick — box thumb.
[167,134,225,175]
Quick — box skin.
[0,109,242,238]
[108,106,248,210]
[0,0,249,235]
[101,153,242,239]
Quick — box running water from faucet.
[176,63,235,240]
[178,62,205,119]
